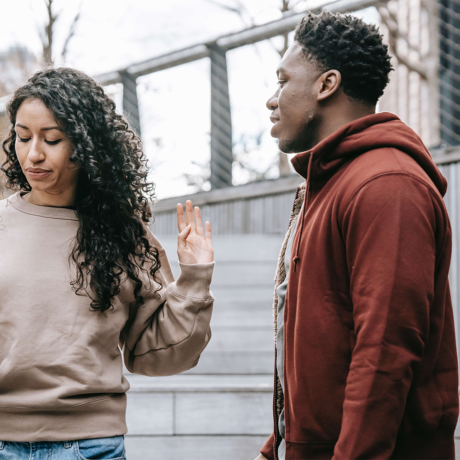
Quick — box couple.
[0,10,458,460]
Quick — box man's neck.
[315,105,376,147]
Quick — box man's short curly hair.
[294,11,393,106]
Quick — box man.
[256,11,459,460]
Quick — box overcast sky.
[0,0,379,199]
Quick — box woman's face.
[14,98,80,203]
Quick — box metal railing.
[0,0,387,190]
[1,0,458,187]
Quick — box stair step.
[170,260,278,287]
[125,435,269,460]
[125,374,273,437]
[206,326,273,352]
[211,306,273,327]
[127,374,273,392]
[185,351,273,374]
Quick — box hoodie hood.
[291,112,447,197]
[290,112,448,273]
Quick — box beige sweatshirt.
[0,192,214,442]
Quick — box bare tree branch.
[204,0,243,15]
[61,5,82,62]
[203,0,253,26]
[42,0,58,66]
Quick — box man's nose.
[266,92,279,111]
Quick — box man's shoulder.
[342,147,439,195]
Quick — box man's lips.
[27,168,51,173]
[270,116,280,124]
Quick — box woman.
[0,68,214,459]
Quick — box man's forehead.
[277,42,307,74]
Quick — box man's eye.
[277,80,286,86]
[45,139,63,145]
[18,137,30,143]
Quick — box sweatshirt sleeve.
[333,173,447,459]
[260,432,275,459]
[121,235,215,377]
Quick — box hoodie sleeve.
[260,433,275,459]
[120,230,215,377]
[333,173,449,459]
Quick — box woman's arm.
[121,201,215,376]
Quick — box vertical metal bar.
[208,44,233,189]
[120,70,141,137]
[425,0,440,147]
[439,0,460,146]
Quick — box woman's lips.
[27,171,51,179]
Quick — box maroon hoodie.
[261,113,459,460]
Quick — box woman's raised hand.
[176,200,213,264]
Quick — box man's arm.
[259,432,275,460]
[333,173,446,459]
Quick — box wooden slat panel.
[152,190,295,236]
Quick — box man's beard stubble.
[278,113,322,154]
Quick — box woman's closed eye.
[17,137,62,145]
[45,139,63,145]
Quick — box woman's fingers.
[178,201,210,243]
[177,203,186,232]
[185,200,195,232]
[205,221,212,243]
[178,224,192,241]
[195,207,204,236]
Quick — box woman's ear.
[317,70,342,102]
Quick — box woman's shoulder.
[0,192,17,214]
[144,225,165,253]
[142,226,175,284]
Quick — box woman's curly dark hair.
[1,67,161,313]
[295,11,393,105]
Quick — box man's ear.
[317,70,341,101]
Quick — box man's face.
[267,42,322,153]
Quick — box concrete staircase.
[124,235,283,460]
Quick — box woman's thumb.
[178,224,192,243]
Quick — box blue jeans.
[0,436,126,460]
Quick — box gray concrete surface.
[124,235,282,459]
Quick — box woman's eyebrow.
[15,123,62,132]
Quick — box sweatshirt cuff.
[174,261,215,299]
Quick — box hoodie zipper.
[293,152,314,272]
[272,183,304,460]
[273,347,280,460]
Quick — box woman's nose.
[27,140,45,163]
